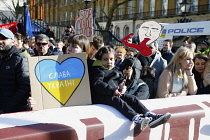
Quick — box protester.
[161,39,174,64]
[52,41,64,55]
[14,33,31,57]
[23,38,35,56]
[62,25,75,40]
[138,41,167,99]
[157,47,197,98]
[66,34,90,58]
[87,35,104,72]
[125,48,138,58]
[198,40,210,55]
[114,46,126,68]
[88,35,104,59]
[27,36,36,55]
[192,53,210,94]
[0,29,30,113]
[202,60,210,90]
[185,41,197,54]
[44,24,55,39]
[90,46,171,131]
[119,57,150,100]
[35,34,52,56]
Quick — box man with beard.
[161,39,174,64]
[35,34,52,56]
[0,29,30,113]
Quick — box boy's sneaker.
[147,112,171,128]
[133,115,150,131]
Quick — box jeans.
[93,94,149,121]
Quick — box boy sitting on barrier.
[89,46,171,131]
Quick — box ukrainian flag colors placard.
[35,58,85,105]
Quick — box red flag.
[0,22,18,34]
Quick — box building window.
[115,26,120,39]
[123,26,129,37]
[150,0,155,17]
[128,1,133,19]
[209,0,210,10]
[65,12,68,21]
[191,0,198,13]
[65,0,68,6]
[70,12,73,20]
[60,0,62,6]
[60,13,62,22]
[176,0,182,14]
[119,5,122,19]
[162,0,168,16]
[138,0,143,18]
[70,0,73,5]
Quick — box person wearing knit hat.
[198,40,210,55]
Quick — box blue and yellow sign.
[35,58,85,105]
[160,29,166,38]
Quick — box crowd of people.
[0,24,210,131]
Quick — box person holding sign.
[66,34,90,58]
[90,46,171,131]
[0,29,30,113]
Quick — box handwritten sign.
[79,8,93,40]
[28,53,92,110]
[35,58,85,105]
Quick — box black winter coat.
[119,57,149,100]
[90,66,124,103]
[0,46,30,113]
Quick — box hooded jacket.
[0,46,30,113]
[119,57,149,100]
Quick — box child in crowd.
[157,47,197,98]
[88,35,104,59]
[52,41,64,55]
[90,46,171,131]
[125,48,138,58]
[115,46,126,68]
[119,57,150,100]
[88,35,104,72]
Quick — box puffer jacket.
[0,46,30,113]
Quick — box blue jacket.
[150,51,167,98]
[161,50,174,64]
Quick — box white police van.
[159,21,210,52]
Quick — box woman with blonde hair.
[114,46,126,68]
[157,47,197,98]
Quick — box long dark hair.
[95,46,115,60]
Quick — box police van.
[159,21,210,52]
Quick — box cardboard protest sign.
[28,53,92,110]
[79,8,93,41]
[122,21,164,56]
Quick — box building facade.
[28,0,210,41]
